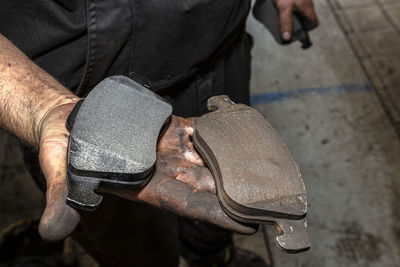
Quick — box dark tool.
[66,76,172,211]
[193,95,310,252]
[253,0,313,49]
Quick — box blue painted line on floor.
[250,83,372,106]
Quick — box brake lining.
[66,76,172,211]
[193,95,309,253]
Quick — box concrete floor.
[1,0,400,266]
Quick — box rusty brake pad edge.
[66,76,172,211]
[192,95,310,253]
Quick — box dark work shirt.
[0,0,250,96]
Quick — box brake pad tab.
[66,76,172,211]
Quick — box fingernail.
[282,32,291,41]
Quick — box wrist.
[33,95,81,147]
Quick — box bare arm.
[0,34,79,147]
[0,34,82,240]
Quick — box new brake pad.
[66,76,172,211]
[193,95,309,252]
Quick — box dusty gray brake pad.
[193,95,309,253]
[66,76,172,211]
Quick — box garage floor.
[1,0,399,266]
[238,0,400,266]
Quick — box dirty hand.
[101,115,256,235]
[38,108,255,241]
[37,102,81,241]
[273,0,319,40]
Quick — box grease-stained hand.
[37,107,256,242]
[101,115,256,234]
[273,0,319,40]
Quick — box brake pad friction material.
[66,76,172,211]
[193,95,309,252]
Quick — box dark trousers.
[22,32,252,267]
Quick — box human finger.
[296,1,319,30]
[276,2,294,40]
[154,179,257,234]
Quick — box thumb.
[38,103,80,242]
[38,179,80,242]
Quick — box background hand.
[273,0,319,40]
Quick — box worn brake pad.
[66,76,172,211]
[193,95,309,252]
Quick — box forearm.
[0,34,79,147]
